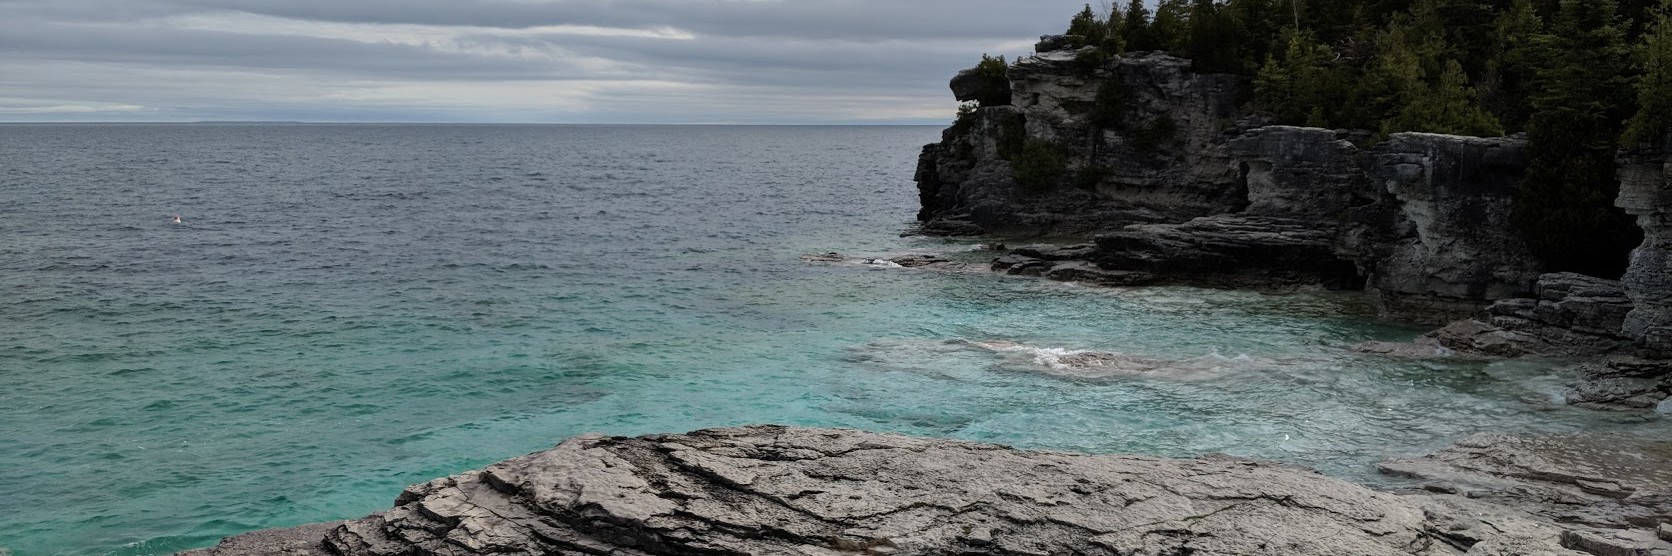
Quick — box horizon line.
[0,121,948,126]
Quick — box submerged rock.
[189,426,1579,556]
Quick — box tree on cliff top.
[1513,0,1642,276]
[1042,0,1656,275]
[1624,0,1672,147]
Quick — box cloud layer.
[0,0,1099,123]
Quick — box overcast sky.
[0,0,1105,124]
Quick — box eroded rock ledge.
[917,36,1672,408]
[184,425,1672,556]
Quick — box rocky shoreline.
[187,426,1671,555]
[914,35,1672,412]
[180,33,1672,556]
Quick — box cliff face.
[917,39,1547,323]
[1351,133,1544,322]
[1618,141,1672,358]
[916,46,1248,236]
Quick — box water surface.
[1,124,1662,555]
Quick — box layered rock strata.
[918,38,1672,405]
[1618,140,1672,359]
[918,39,1546,322]
[190,426,1609,556]
[1371,141,1672,407]
[915,46,1247,236]
[1349,133,1542,322]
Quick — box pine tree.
[1479,0,1543,131]
[1152,0,1194,52]
[1255,29,1340,124]
[1187,0,1245,72]
[1384,60,1505,135]
[1123,0,1157,51]
[1513,0,1642,276]
[1227,0,1295,74]
[1624,0,1672,147]
[1068,4,1111,48]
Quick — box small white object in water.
[171,215,182,224]
[1657,396,1672,414]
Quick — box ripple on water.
[1,124,1668,556]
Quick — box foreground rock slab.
[1380,432,1672,555]
[188,426,1580,555]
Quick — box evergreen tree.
[1255,29,1342,124]
[1153,0,1195,52]
[1068,4,1111,48]
[1514,0,1642,276]
[1479,0,1543,130]
[1188,0,1247,72]
[1624,0,1672,146]
[1226,0,1295,74]
[1383,60,1505,135]
[1123,0,1158,51]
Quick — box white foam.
[862,259,903,268]
[1018,346,1096,369]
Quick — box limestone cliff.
[915,39,1546,323]
[916,46,1249,236]
[1617,138,1672,359]
[917,38,1672,406]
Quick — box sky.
[0,0,1108,124]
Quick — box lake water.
[1,124,1663,555]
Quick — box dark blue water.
[2,124,1663,555]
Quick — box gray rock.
[1034,34,1078,53]
[1093,214,1361,289]
[991,254,1052,276]
[179,522,341,555]
[1566,356,1672,409]
[1224,125,1370,220]
[1008,243,1096,260]
[1041,260,1157,286]
[1417,319,1534,357]
[886,254,951,268]
[1385,274,1636,359]
[1379,433,1672,530]
[916,52,1248,236]
[1617,145,1672,360]
[1346,132,1542,324]
[191,426,1580,556]
[1560,528,1672,556]
[1659,522,1671,542]
[949,67,1009,106]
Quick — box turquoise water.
[1,124,1664,555]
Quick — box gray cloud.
[0,0,1100,123]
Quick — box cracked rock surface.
[1380,433,1672,555]
[186,425,1588,556]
